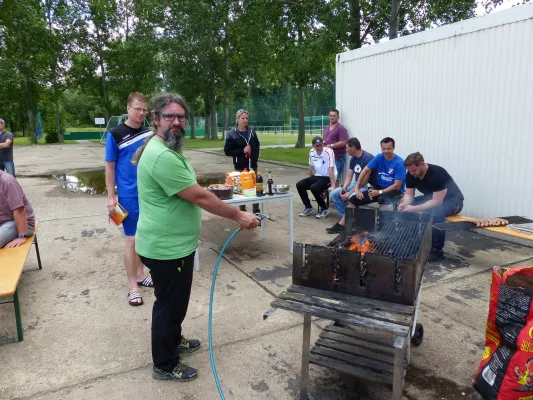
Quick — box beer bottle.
[256,172,264,197]
[267,171,274,196]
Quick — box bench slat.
[271,298,409,337]
[279,291,411,326]
[311,343,395,373]
[310,354,394,384]
[0,222,39,297]
[287,284,415,315]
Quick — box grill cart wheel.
[411,323,424,347]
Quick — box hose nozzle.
[254,212,276,222]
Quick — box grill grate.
[370,220,426,260]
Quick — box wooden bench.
[0,222,43,343]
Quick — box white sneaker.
[316,208,330,219]
[299,207,315,217]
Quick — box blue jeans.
[412,196,463,250]
[0,220,35,248]
[0,160,15,177]
[330,182,356,216]
[335,156,345,180]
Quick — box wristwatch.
[17,233,28,238]
[379,190,383,195]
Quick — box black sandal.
[137,276,154,288]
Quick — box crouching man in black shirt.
[398,152,464,262]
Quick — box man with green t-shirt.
[132,93,258,383]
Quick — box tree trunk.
[295,88,306,148]
[209,80,217,140]
[390,0,399,39]
[205,113,210,140]
[95,30,110,121]
[8,119,16,136]
[348,0,362,49]
[190,111,196,139]
[223,39,229,140]
[28,109,37,144]
[99,56,110,122]
[55,91,63,143]
[46,1,63,142]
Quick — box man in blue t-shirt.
[350,137,405,209]
[326,137,376,234]
[105,92,153,306]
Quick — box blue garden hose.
[208,228,240,400]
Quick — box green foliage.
[45,130,59,144]
[0,0,511,143]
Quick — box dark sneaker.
[152,362,198,382]
[299,207,315,217]
[326,223,344,234]
[316,208,330,219]
[428,248,444,262]
[177,335,201,354]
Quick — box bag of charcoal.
[474,266,533,399]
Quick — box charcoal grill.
[267,208,432,399]
[293,208,432,305]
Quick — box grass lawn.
[14,136,79,146]
[258,147,309,166]
[185,133,312,149]
[65,127,100,132]
[13,137,45,146]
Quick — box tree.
[73,0,121,121]
[43,0,84,142]
[0,0,50,142]
[245,1,338,147]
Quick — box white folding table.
[194,192,294,271]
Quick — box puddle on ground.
[37,170,226,195]
[39,170,108,195]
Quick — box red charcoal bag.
[474,266,533,399]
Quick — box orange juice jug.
[240,170,256,197]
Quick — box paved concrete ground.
[1,143,533,399]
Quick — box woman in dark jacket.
[224,109,261,213]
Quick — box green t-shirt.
[135,139,201,260]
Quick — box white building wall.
[336,4,533,219]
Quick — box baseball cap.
[312,136,324,146]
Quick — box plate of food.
[206,184,234,200]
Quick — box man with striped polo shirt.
[105,92,153,306]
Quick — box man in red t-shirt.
[0,170,35,248]
[323,109,348,188]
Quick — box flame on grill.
[348,232,374,254]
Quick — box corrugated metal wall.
[336,5,533,218]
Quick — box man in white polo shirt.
[296,136,336,219]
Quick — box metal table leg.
[300,314,311,399]
[289,196,294,254]
[260,202,265,240]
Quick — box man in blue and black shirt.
[105,92,153,306]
